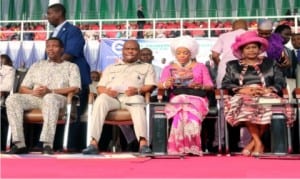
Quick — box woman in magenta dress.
[157,36,214,155]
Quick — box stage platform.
[1,152,300,178]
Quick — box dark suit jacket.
[137,10,145,25]
[222,59,286,95]
[56,22,91,86]
[285,48,299,79]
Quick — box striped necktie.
[297,49,300,62]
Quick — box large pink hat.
[231,31,268,59]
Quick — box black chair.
[222,88,294,155]
[156,87,223,155]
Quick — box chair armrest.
[215,89,228,100]
[157,89,165,103]
[0,91,10,97]
[293,88,300,99]
[88,92,97,104]
[282,88,289,99]
[67,92,80,105]
[145,92,151,103]
[0,91,11,107]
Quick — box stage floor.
[1,152,300,178]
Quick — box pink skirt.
[224,93,295,126]
[164,94,209,155]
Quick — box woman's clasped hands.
[238,86,272,96]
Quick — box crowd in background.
[1,2,300,155]
[0,17,299,41]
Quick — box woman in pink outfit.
[157,36,214,156]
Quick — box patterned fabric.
[224,89,295,126]
[170,67,194,87]
[22,60,81,90]
[165,95,209,155]
[5,60,81,146]
[0,65,15,92]
[222,60,295,126]
[160,62,213,155]
[160,63,213,90]
[6,93,67,146]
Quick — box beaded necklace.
[174,60,192,68]
[238,59,265,87]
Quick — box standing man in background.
[210,19,248,152]
[139,48,162,101]
[47,3,91,151]
[137,5,145,39]
[289,33,300,153]
[211,19,248,89]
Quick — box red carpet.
[1,153,300,178]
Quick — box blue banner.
[0,38,218,71]
[98,39,125,71]
[98,38,218,71]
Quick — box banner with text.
[98,38,217,71]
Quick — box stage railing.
[0,15,299,41]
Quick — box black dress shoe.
[126,140,139,152]
[82,145,99,155]
[42,146,54,155]
[139,145,152,154]
[6,145,28,154]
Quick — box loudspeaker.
[151,105,168,154]
[270,114,288,154]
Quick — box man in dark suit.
[47,3,91,151]
[290,33,300,153]
[286,33,300,79]
[137,5,145,39]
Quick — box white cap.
[258,19,273,30]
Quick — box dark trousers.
[1,107,9,151]
[137,23,144,39]
[291,118,299,153]
[67,85,89,150]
